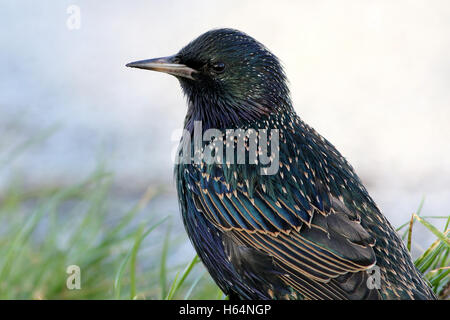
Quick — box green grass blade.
[166,254,200,300]
[415,240,445,273]
[114,217,169,299]
[407,213,414,252]
[414,214,450,248]
[130,226,144,299]
[159,220,172,299]
[165,271,180,300]
[183,271,205,300]
[114,250,133,299]
[0,200,49,283]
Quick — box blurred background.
[0,0,449,299]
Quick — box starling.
[127,28,436,300]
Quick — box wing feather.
[185,165,379,299]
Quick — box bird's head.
[127,28,291,129]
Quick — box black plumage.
[127,28,436,300]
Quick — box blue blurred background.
[1,0,449,258]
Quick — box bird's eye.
[211,62,225,73]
